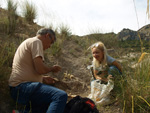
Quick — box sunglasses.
[48,35,55,44]
[87,42,99,50]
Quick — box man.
[9,28,68,113]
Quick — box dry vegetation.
[0,0,150,113]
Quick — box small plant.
[49,41,62,56]
[6,0,18,34]
[0,17,8,33]
[59,24,72,40]
[22,1,37,24]
[0,42,16,79]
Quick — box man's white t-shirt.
[9,37,44,87]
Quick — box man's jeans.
[10,82,68,113]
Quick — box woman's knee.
[109,66,117,71]
[108,66,121,76]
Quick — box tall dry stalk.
[147,0,150,19]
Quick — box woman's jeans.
[10,82,68,113]
[108,66,122,77]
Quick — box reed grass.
[118,1,150,112]
[22,1,37,24]
[6,0,18,34]
[138,52,149,63]
[59,24,72,40]
[0,42,16,79]
[118,56,150,113]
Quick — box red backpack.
[63,95,99,113]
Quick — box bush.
[6,0,18,34]
[22,1,37,24]
[118,58,150,113]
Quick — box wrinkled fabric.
[10,82,68,113]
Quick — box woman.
[90,41,122,83]
[88,41,122,105]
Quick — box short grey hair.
[36,28,56,41]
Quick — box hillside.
[117,24,150,41]
[0,7,150,113]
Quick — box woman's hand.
[107,74,113,80]
[97,74,113,82]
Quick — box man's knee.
[59,91,68,102]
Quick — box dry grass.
[22,1,37,24]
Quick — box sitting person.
[89,41,122,82]
[9,28,68,113]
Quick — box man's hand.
[43,76,56,85]
[51,65,61,73]
[34,57,61,75]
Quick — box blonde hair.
[90,42,108,69]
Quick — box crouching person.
[9,28,68,113]
[90,41,122,83]
[88,41,122,105]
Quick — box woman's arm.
[112,61,122,73]
[93,70,109,82]
[93,70,102,80]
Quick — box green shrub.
[49,41,62,56]
[6,0,18,34]
[59,24,72,40]
[0,42,16,79]
[0,17,8,34]
[22,1,37,24]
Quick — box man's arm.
[33,56,61,75]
